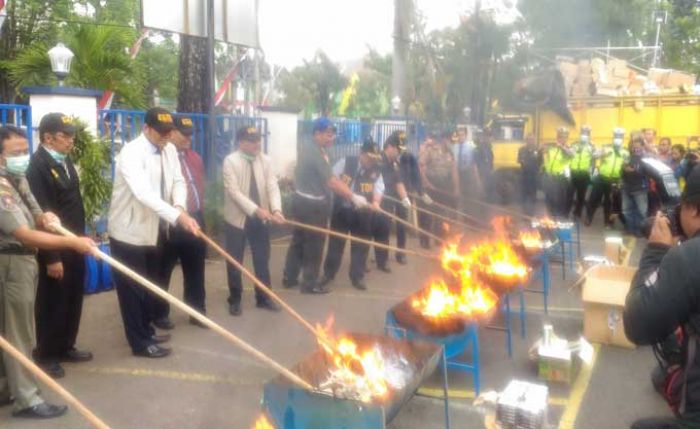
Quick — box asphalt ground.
[0,204,673,429]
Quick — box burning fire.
[316,318,389,403]
[520,230,545,249]
[491,216,514,238]
[471,241,529,282]
[411,279,498,319]
[251,414,275,429]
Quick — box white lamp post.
[463,106,472,122]
[391,95,401,116]
[48,43,74,86]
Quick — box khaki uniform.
[0,172,43,411]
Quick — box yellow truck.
[489,94,700,200]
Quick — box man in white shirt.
[108,107,199,358]
[222,126,284,316]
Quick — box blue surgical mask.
[5,154,30,176]
[46,147,67,163]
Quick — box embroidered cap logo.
[158,113,173,124]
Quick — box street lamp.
[463,106,472,122]
[391,96,401,116]
[48,43,74,86]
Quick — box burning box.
[262,333,443,429]
[496,380,549,429]
[582,265,637,349]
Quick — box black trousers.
[521,173,538,217]
[568,172,589,218]
[395,203,408,258]
[110,237,161,353]
[372,202,394,269]
[631,417,695,429]
[34,251,85,361]
[225,218,271,305]
[587,177,619,226]
[323,207,372,282]
[157,211,206,317]
[419,189,457,244]
[544,174,570,218]
[283,194,330,290]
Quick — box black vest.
[337,156,378,207]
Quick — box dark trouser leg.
[571,173,590,218]
[630,417,688,429]
[544,175,556,216]
[245,217,272,304]
[283,195,305,283]
[373,210,391,268]
[109,238,156,353]
[555,176,570,218]
[395,204,407,258]
[323,209,350,281]
[602,181,614,226]
[150,230,170,321]
[348,210,372,282]
[300,200,329,290]
[33,252,86,359]
[179,213,206,312]
[225,222,247,306]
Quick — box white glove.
[402,197,412,209]
[351,193,369,209]
[422,193,434,205]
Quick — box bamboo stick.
[197,232,326,345]
[0,335,111,429]
[51,224,313,391]
[407,192,492,227]
[381,194,489,233]
[284,219,440,260]
[377,207,447,244]
[460,196,537,222]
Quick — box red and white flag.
[98,28,148,110]
[0,1,8,31]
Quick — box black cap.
[361,140,381,159]
[39,113,76,139]
[145,107,176,134]
[236,126,261,142]
[174,116,194,136]
[682,166,700,203]
[385,130,407,150]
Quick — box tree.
[136,36,179,107]
[663,1,700,76]
[177,35,211,113]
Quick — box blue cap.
[313,117,336,133]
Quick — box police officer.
[623,167,700,429]
[517,133,543,216]
[543,127,573,218]
[283,118,367,294]
[568,125,594,219]
[397,135,427,264]
[0,126,94,419]
[26,113,92,379]
[373,131,411,273]
[585,128,628,227]
[319,140,383,290]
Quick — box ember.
[252,414,275,429]
[315,318,393,403]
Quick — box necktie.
[248,160,260,205]
[179,151,201,212]
[157,148,167,234]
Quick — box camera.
[641,204,683,239]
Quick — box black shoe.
[282,277,299,288]
[229,303,242,316]
[301,285,330,295]
[38,362,64,379]
[133,344,171,358]
[351,280,367,290]
[318,276,333,288]
[150,333,171,344]
[396,254,407,265]
[13,402,67,419]
[377,265,392,274]
[189,316,208,328]
[153,317,174,330]
[59,348,93,363]
[256,300,281,312]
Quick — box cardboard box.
[582,265,637,349]
[666,71,696,88]
[604,237,624,264]
[538,342,576,384]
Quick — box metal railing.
[0,104,33,150]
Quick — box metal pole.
[652,19,662,68]
[206,0,217,178]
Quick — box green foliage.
[70,120,112,234]
[663,1,700,76]
[136,36,180,106]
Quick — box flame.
[252,414,275,429]
[537,217,558,228]
[315,317,389,403]
[520,230,544,249]
[411,279,498,319]
[471,241,529,281]
[491,216,513,238]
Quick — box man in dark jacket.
[517,133,543,216]
[622,137,648,236]
[397,140,426,264]
[624,166,700,429]
[26,113,92,378]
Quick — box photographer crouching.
[624,166,700,429]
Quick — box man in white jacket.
[222,126,284,316]
[108,107,199,358]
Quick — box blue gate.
[0,104,33,150]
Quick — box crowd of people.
[518,125,700,237]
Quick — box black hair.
[0,126,27,153]
[672,144,686,156]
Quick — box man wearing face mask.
[568,125,594,220]
[543,127,573,218]
[223,126,284,315]
[25,113,91,379]
[108,107,200,358]
[0,126,95,419]
[585,128,628,227]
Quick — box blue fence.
[298,117,426,163]
[0,104,33,150]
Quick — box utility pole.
[470,0,483,127]
[651,9,667,68]
[206,0,217,177]
[392,0,412,117]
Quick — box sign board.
[141,0,259,47]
